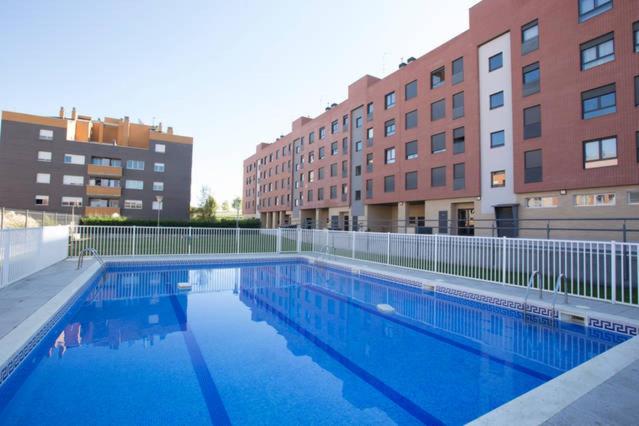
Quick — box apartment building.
[0,107,193,220]
[243,0,639,237]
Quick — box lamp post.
[155,195,164,227]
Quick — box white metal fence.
[68,226,639,306]
[0,226,70,288]
[0,207,77,229]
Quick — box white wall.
[0,226,69,288]
[479,32,516,214]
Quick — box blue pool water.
[0,260,628,425]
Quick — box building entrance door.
[457,208,475,236]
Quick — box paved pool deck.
[0,253,638,425]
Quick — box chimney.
[71,107,77,120]
[167,126,173,135]
[158,122,163,132]
[58,106,65,119]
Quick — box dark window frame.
[489,52,503,72]
[384,119,396,137]
[583,136,618,167]
[452,57,464,84]
[384,175,395,193]
[453,163,465,190]
[405,171,418,190]
[405,140,418,160]
[580,32,615,71]
[490,130,506,148]
[431,98,446,121]
[579,0,613,23]
[431,166,446,187]
[522,62,540,96]
[452,91,464,119]
[405,109,418,129]
[489,91,504,109]
[431,132,446,154]
[523,105,542,139]
[521,20,539,54]
[453,127,465,154]
[524,149,543,183]
[490,170,506,188]
[581,83,616,119]
[385,91,396,109]
[431,67,445,89]
[405,80,418,100]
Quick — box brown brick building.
[243,0,639,237]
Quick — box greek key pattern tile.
[589,318,638,336]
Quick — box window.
[452,92,464,118]
[153,182,164,191]
[319,127,326,139]
[127,160,145,170]
[343,115,349,131]
[355,165,361,176]
[526,196,559,208]
[64,154,85,165]
[355,190,361,201]
[524,149,543,183]
[124,200,143,210]
[489,53,503,71]
[582,84,616,119]
[366,179,373,198]
[39,129,54,141]
[330,186,337,199]
[37,151,52,162]
[63,175,84,186]
[384,147,396,164]
[331,120,338,134]
[575,193,615,206]
[579,0,613,23]
[331,141,338,155]
[635,22,639,52]
[385,91,396,109]
[318,147,325,159]
[431,99,445,121]
[384,119,396,136]
[155,144,166,153]
[522,62,540,96]
[431,166,446,187]
[36,173,50,184]
[453,163,465,190]
[581,33,615,70]
[92,157,121,167]
[491,171,506,187]
[405,80,417,100]
[636,76,639,107]
[342,160,348,178]
[154,162,165,172]
[384,175,395,192]
[452,57,464,84]
[406,140,418,159]
[62,196,83,207]
[308,170,314,182]
[367,127,374,144]
[453,127,465,154]
[524,105,541,139]
[355,116,362,128]
[491,130,505,148]
[405,110,418,129]
[431,132,446,153]
[307,190,313,202]
[431,67,445,89]
[521,20,539,54]
[309,131,315,144]
[318,188,324,201]
[318,167,325,180]
[125,180,144,190]
[628,191,639,205]
[35,195,49,206]
[489,91,504,109]
[366,153,374,172]
[584,136,618,168]
[405,171,418,190]
[367,102,374,120]
[355,141,363,152]
[330,163,337,177]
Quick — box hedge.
[79,217,261,228]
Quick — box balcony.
[84,206,120,217]
[87,164,122,177]
[86,185,121,197]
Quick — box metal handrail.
[523,270,541,311]
[551,273,568,312]
[77,247,104,270]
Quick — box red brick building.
[243,0,639,238]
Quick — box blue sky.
[0,0,477,206]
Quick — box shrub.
[79,217,261,228]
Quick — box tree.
[221,200,230,211]
[198,185,212,208]
[232,197,241,213]
[201,196,217,220]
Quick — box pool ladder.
[522,270,541,319]
[523,271,569,322]
[77,247,104,270]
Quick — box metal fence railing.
[68,226,639,306]
[0,207,78,229]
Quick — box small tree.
[201,196,217,220]
[221,200,230,212]
[198,185,212,208]
[232,197,241,213]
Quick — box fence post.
[386,233,391,265]
[188,227,192,255]
[434,234,439,272]
[502,236,507,285]
[546,221,551,239]
[610,240,616,304]
[325,228,329,249]
[2,231,10,286]
[296,227,302,253]
[276,228,282,253]
[236,228,240,254]
[25,210,29,228]
[351,232,356,259]
[132,226,137,256]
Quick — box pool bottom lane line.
[169,295,232,426]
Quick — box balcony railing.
[86,185,121,197]
[87,164,122,177]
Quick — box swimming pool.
[0,259,629,425]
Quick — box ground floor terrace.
[255,184,639,242]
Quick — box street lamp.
[155,195,164,227]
